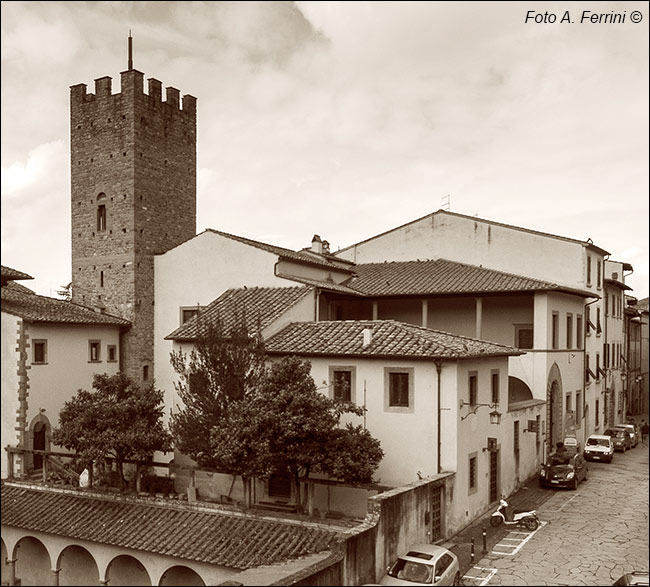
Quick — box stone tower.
[70,42,196,382]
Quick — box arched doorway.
[33,423,46,470]
[159,566,205,586]
[14,536,51,586]
[107,555,151,586]
[546,364,563,454]
[58,545,100,585]
[28,414,51,472]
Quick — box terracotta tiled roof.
[336,210,610,257]
[205,229,354,272]
[1,484,341,569]
[1,284,130,327]
[345,259,589,297]
[166,286,312,341]
[1,265,33,281]
[266,320,521,360]
[636,297,649,313]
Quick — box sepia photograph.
[1,2,648,585]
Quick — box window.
[514,421,520,457]
[389,372,409,407]
[596,354,601,380]
[107,345,117,362]
[597,260,601,288]
[89,340,101,362]
[566,314,573,349]
[491,371,499,406]
[436,554,453,577]
[100,270,104,288]
[604,343,609,368]
[180,306,200,325]
[587,255,592,285]
[469,372,478,406]
[566,393,572,413]
[551,312,559,349]
[595,399,600,426]
[514,324,533,349]
[586,354,596,383]
[97,204,107,231]
[576,316,583,349]
[586,306,595,335]
[331,368,353,402]
[33,340,47,364]
[468,453,477,493]
[596,308,602,335]
[384,368,413,411]
[576,391,582,424]
[143,365,149,381]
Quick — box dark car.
[539,450,588,490]
[604,427,632,452]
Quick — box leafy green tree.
[56,282,72,301]
[169,312,267,468]
[53,373,172,489]
[253,356,384,509]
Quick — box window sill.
[107,360,118,363]
[32,362,48,366]
[88,360,102,364]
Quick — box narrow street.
[457,442,649,586]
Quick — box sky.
[1,1,648,300]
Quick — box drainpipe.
[435,359,443,474]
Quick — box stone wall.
[70,70,196,382]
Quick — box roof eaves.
[604,278,632,291]
[335,210,611,257]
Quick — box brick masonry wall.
[70,71,196,382]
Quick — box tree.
[56,282,72,301]
[169,312,267,468]
[252,356,384,509]
[170,316,383,510]
[53,373,172,489]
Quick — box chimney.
[311,234,322,254]
[322,240,330,255]
[362,327,373,348]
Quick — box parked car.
[604,427,632,452]
[379,544,461,586]
[539,450,588,490]
[613,570,649,585]
[616,424,639,447]
[584,434,615,463]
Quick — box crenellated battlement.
[69,69,196,115]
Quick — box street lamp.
[459,400,502,424]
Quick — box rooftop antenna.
[441,194,450,211]
[128,30,133,70]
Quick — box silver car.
[615,424,639,447]
[379,544,461,586]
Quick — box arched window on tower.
[97,193,107,231]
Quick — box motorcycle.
[490,499,539,530]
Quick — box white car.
[379,544,461,586]
[584,434,615,463]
